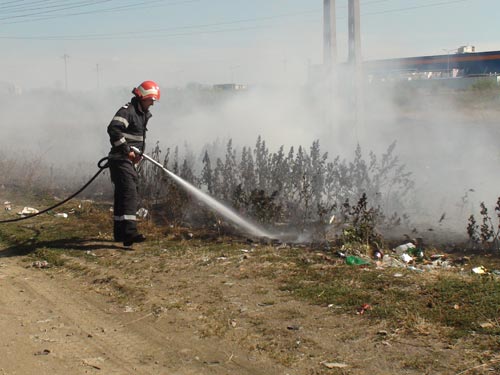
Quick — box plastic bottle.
[393,242,415,254]
[345,255,370,266]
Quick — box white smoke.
[1,61,498,240]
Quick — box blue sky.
[1,0,499,90]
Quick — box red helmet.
[133,80,160,101]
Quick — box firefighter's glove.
[128,151,142,164]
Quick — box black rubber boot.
[123,234,146,247]
[113,221,124,242]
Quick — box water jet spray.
[132,147,275,240]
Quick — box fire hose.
[0,157,110,223]
[0,146,161,224]
[0,148,273,239]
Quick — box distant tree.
[180,158,196,185]
[309,140,328,206]
[201,150,213,194]
[239,146,256,193]
[223,139,238,199]
[172,146,179,174]
[269,145,288,193]
[213,157,224,199]
[254,135,270,191]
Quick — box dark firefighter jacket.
[107,97,152,160]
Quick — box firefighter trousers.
[109,159,139,241]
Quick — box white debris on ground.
[136,207,148,219]
[17,207,39,215]
[31,261,50,269]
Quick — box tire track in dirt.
[0,258,148,374]
[0,257,287,375]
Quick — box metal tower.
[323,0,337,67]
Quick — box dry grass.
[1,197,499,374]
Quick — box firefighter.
[107,80,160,246]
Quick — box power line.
[0,0,474,39]
[362,0,470,16]
[0,24,272,41]
[0,0,199,24]
[0,9,319,39]
[0,0,72,11]
[0,0,114,21]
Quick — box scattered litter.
[429,258,451,268]
[321,361,348,369]
[356,303,372,315]
[31,261,49,269]
[393,242,415,255]
[479,322,495,329]
[54,213,68,218]
[327,304,342,309]
[407,265,424,273]
[82,357,104,370]
[34,349,51,356]
[136,207,148,219]
[407,247,424,260]
[430,254,446,260]
[18,207,39,215]
[36,319,52,324]
[124,306,134,313]
[345,255,370,266]
[287,325,301,331]
[491,270,500,276]
[400,253,413,263]
[85,251,97,257]
[381,255,405,268]
[377,330,388,336]
[4,201,11,211]
[472,266,487,274]
[393,273,404,278]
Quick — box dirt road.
[0,255,286,375]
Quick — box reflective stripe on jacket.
[107,97,152,160]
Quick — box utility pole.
[348,0,363,141]
[322,0,337,145]
[442,49,455,77]
[62,53,69,91]
[348,0,361,65]
[323,0,336,68]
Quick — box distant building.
[213,83,247,91]
[457,45,475,54]
[364,46,500,80]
